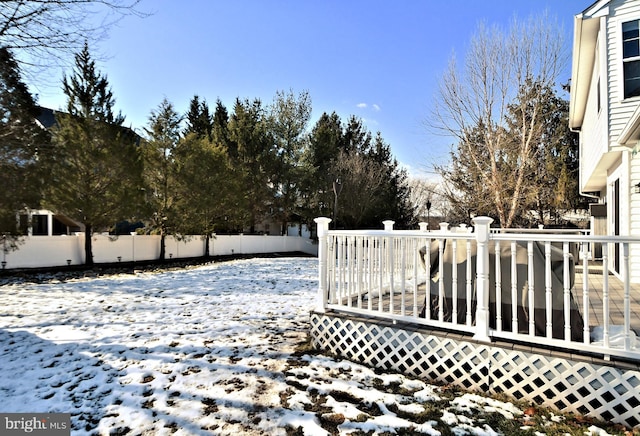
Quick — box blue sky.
[35,0,589,176]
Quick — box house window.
[623,20,640,98]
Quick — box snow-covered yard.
[0,257,628,435]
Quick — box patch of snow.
[591,325,639,350]
[0,257,623,435]
[451,393,523,420]
[586,425,614,436]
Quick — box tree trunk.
[159,233,165,261]
[84,224,93,266]
[204,234,210,258]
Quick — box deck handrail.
[314,216,640,360]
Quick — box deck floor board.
[345,266,640,332]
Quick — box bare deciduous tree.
[429,13,567,228]
[0,0,146,78]
[332,149,387,229]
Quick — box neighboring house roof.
[569,0,610,131]
[35,106,57,129]
[34,105,141,145]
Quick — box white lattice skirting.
[310,311,640,428]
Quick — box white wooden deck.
[348,265,640,335]
[574,264,640,331]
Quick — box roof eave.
[569,15,586,131]
[569,15,601,131]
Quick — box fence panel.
[2,234,314,269]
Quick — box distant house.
[21,106,139,236]
[569,0,640,282]
[18,209,82,236]
[13,107,84,236]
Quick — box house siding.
[631,150,640,282]
[581,20,609,192]
[603,0,640,283]
[607,0,640,144]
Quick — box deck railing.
[314,216,640,360]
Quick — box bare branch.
[427,13,567,227]
[0,0,149,85]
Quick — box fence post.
[314,217,332,313]
[472,216,494,342]
[382,220,395,231]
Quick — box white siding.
[605,0,640,283]
[581,19,609,192]
[631,147,640,282]
[607,0,640,144]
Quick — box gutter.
[569,14,584,132]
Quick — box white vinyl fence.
[1,233,317,269]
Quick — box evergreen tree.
[306,112,343,174]
[367,133,414,228]
[45,43,143,265]
[343,115,371,153]
[268,89,312,234]
[212,99,231,153]
[505,82,584,225]
[304,114,415,229]
[184,95,213,140]
[173,133,233,255]
[228,98,275,233]
[300,112,343,225]
[142,98,182,260]
[436,122,502,224]
[0,47,47,244]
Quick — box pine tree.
[300,111,343,225]
[228,98,275,233]
[304,114,415,229]
[505,82,584,225]
[46,43,143,265]
[173,133,233,256]
[436,122,502,224]
[184,95,213,140]
[0,47,47,237]
[268,89,312,234]
[367,133,415,228]
[212,99,230,152]
[142,98,182,260]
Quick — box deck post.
[314,217,332,313]
[472,216,494,342]
[382,220,395,231]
